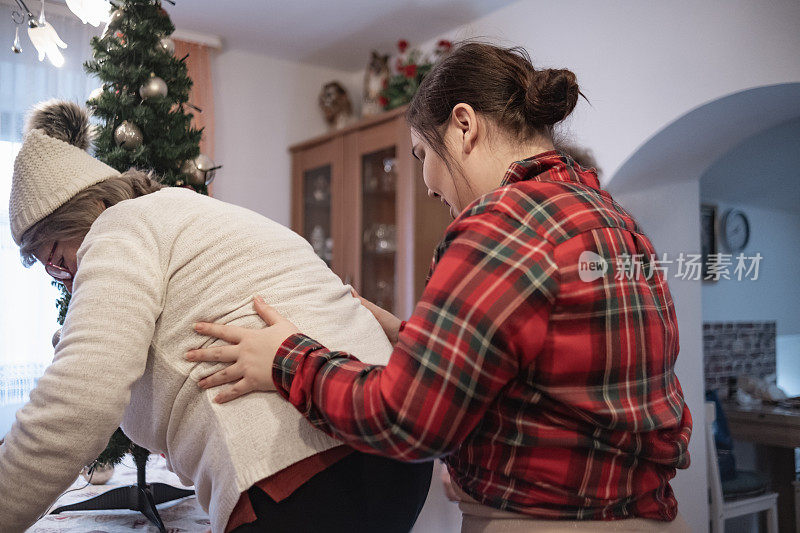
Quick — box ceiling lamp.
[27,20,67,67]
[10,0,66,67]
[9,0,112,68]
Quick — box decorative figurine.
[362,51,389,116]
[318,81,353,130]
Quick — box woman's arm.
[192,210,558,461]
[351,288,402,345]
[0,217,163,530]
[274,210,558,460]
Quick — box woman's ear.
[450,103,479,155]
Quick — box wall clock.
[720,209,750,252]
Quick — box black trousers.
[230,451,433,533]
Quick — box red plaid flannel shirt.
[274,150,692,521]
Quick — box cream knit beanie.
[9,100,121,245]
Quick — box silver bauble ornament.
[52,328,62,348]
[182,154,217,186]
[102,8,124,37]
[88,87,104,102]
[181,159,204,187]
[139,74,168,100]
[195,154,217,185]
[80,463,114,485]
[114,120,143,150]
[107,8,124,29]
[158,36,175,55]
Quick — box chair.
[706,401,778,533]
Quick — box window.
[0,140,62,404]
[0,3,98,406]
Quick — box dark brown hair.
[407,41,582,171]
[19,169,164,266]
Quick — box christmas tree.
[54,0,216,469]
[86,0,209,191]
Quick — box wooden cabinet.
[290,107,452,318]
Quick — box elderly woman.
[0,100,431,532]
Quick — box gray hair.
[19,169,165,267]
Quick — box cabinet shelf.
[291,106,452,317]
[363,189,396,197]
[363,249,396,256]
[304,199,332,208]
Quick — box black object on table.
[49,450,194,533]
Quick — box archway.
[609,83,800,193]
[605,83,800,533]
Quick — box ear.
[450,103,479,155]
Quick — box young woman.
[189,43,693,532]
[0,101,431,532]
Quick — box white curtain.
[0,2,99,405]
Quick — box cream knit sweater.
[0,187,393,532]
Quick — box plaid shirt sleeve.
[272,209,559,460]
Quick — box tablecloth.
[28,454,211,532]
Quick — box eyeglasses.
[45,242,72,282]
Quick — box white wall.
[612,180,707,533]
[213,0,800,227]
[412,0,800,185]
[699,118,800,215]
[211,49,355,225]
[700,201,800,337]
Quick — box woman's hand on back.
[186,296,299,403]
[350,288,402,345]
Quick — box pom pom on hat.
[9,100,120,245]
[25,99,94,151]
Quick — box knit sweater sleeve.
[0,210,164,531]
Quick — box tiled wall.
[703,321,777,391]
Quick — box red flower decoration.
[404,64,417,78]
[437,39,452,52]
[397,39,409,53]
[378,95,389,108]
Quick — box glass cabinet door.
[293,112,450,320]
[302,164,333,267]
[360,147,398,313]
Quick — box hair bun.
[524,68,579,126]
[25,99,93,151]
